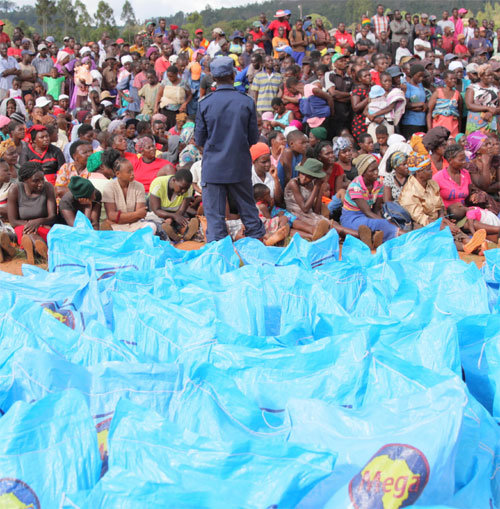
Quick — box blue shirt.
[402,82,426,126]
[195,84,259,184]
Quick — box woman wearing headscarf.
[133,135,175,193]
[0,137,17,174]
[422,126,450,175]
[465,64,500,134]
[7,161,57,263]
[383,151,409,202]
[378,133,412,178]
[178,123,201,166]
[19,125,65,185]
[332,136,357,182]
[399,152,444,227]
[340,153,398,246]
[0,97,26,120]
[464,132,500,214]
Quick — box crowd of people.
[0,4,500,263]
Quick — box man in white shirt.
[413,31,431,60]
[207,28,224,58]
[0,43,20,100]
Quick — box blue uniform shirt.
[195,84,259,184]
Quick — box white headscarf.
[378,134,412,178]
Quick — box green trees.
[94,0,115,30]
[120,0,137,26]
[35,0,56,36]
[56,0,77,38]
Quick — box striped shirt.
[371,14,389,37]
[251,70,282,113]
[343,175,384,212]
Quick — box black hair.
[101,148,121,170]
[447,203,466,221]
[69,139,92,158]
[375,124,388,136]
[359,133,373,144]
[379,71,391,81]
[267,129,281,145]
[136,121,150,135]
[18,161,43,181]
[167,65,178,74]
[285,76,300,88]
[109,132,124,148]
[313,140,332,159]
[442,69,456,80]
[174,168,193,184]
[253,183,270,201]
[7,120,21,133]
[356,67,371,80]
[444,143,464,162]
[271,97,283,107]
[46,124,57,136]
[112,157,130,173]
[287,129,306,145]
[316,64,329,74]
[77,123,93,137]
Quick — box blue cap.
[210,56,235,78]
[284,9,291,15]
[276,45,293,56]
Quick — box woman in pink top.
[433,143,487,208]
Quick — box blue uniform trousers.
[202,180,266,243]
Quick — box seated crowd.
[1,4,500,263]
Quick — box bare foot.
[234,226,246,241]
[373,230,384,249]
[34,239,48,261]
[0,232,15,258]
[357,225,373,249]
[162,219,182,242]
[21,234,35,264]
[183,218,200,241]
[264,225,289,246]
[312,219,330,241]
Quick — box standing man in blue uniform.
[195,56,266,242]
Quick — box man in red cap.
[195,29,209,50]
[0,21,10,46]
[267,10,291,38]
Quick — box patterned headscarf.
[180,123,195,145]
[466,132,488,159]
[407,152,431,173]
[409,133,428,156]
[0,138,15,158]
[389,151,408,170]
[353,154,377,175]
[332,136,351,158]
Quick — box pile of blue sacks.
[0,213,499,508]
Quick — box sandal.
[463,229,487,254]
[373,230,384,249]
[183,218,200,241]
[21,235,35,264]
[358,225,373,250]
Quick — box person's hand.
[367,114,375,122]
[270,166,279,179]
[179,104,186,113]
[482,111,493,122]
[271,121,278,127]
[173,212,188,227]
[23,219,39,234]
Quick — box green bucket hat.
[297,158,326,179]
[68,176,95,199]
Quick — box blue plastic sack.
[0,390,100,507]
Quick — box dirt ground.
[0,243,485,276]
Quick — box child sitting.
[284,158,358,241]
[447,202,499,253]
[253,183,290,245]
[277,129,309,188]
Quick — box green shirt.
[149,175,193,211]
[43,76,65,100]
